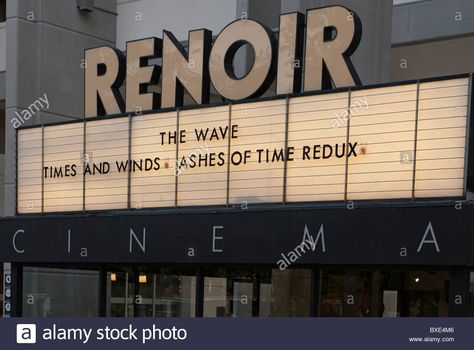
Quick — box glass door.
[202,268,311,317]
[107,268,196,317]
[203,269,262,317]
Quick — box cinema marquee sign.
[16,6,472,214]
[17,74,470,213]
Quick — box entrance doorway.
[107,268,196,317]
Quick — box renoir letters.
[84,6,362,117]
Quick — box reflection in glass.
[204,276,228,317]
[232,282,253,317]
[155,274,196,317]
[259,283,272,317]
[108,271,127,317]
[22,267,99,317]
[270,269,311,317]
[134,273,154,317]
[203,269,262,317]
[107,268,196,317]
[203,268,311,317]
[320,270,450,317]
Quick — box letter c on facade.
[13,229,25,254]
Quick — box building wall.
[392,0,474,45]
[391,0,474,81]
[116,0,240,48]
[0,22,5,72]
[3,0,118,216]
[391,36,474,81]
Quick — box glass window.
[107,268,196,317]
[269,269,311,317]
[398,271,449,317]
[133,273,154,317]
[321,270,374,317]
[108,271,128,317]
[203,268,311,317]
[22,267,99,317]
[203,276,227,317]
[154,270,196,317]
[320,270,450,317]
[203,269,258,317]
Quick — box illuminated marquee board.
[17,77,470,213]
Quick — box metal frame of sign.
[15,73,474,215]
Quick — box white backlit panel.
[414,78,469,198]
[347,84,418,200]
[16,77,471,213]
[177,106,229,206]
[286,92,349,202]
[130,111,177,208]
[17,128,43,213]
[229,100,286,204]
[85,118,129,210]
[43,123,84,212]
